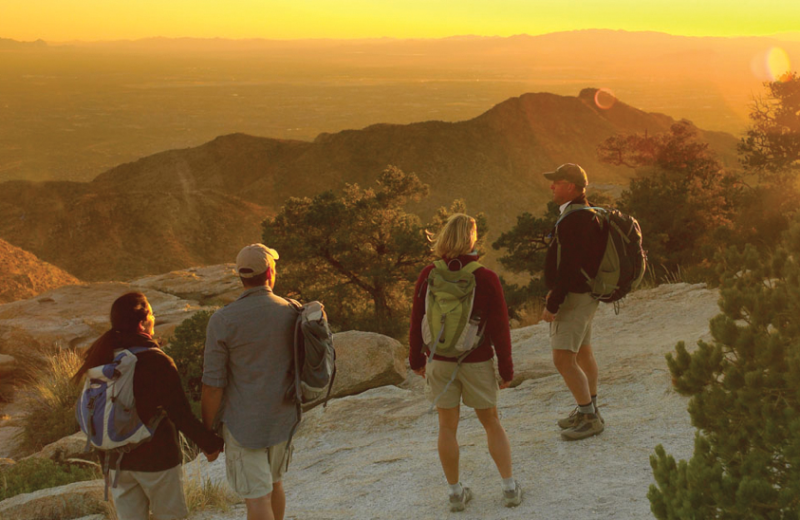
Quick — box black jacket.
[99,332,223,472]
[544,195,606,313]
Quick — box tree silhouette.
[739,72,800,187]
[597,121,737,280]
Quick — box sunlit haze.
[3,0,800,41]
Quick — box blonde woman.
[409,213,522,512]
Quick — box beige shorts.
[109,465,188,520]
[425,359,498,410]
[222,424,290,500]
[550,292,600,353]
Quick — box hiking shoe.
[558,406,605,429]
[449,486,472,512]
[561,412,604,441]
[503,480,523,507]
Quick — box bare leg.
[552,349,591,405]
[576,344,598,396]
[437,406,461,484]
[271,481,285,520]
[474,407,512,479]
[245,494,274,520]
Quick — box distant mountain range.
[0,38,47,49]
[2,29,794,185]
[0,89,739,281]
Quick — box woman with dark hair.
[74,292,223,520]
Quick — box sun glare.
[767,48,792,82]
[752,47,792,82]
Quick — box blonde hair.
[431,213,477,259]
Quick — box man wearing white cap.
[201,244,297,520]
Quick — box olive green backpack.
[421,259,487,408]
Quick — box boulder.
[0,479,109,520]
[329,331,407,398]
[23,432,90,463]
[0,281,214,353]
[131,264,242,306]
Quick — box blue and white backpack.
[75,347,162,498]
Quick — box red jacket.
[408,254,514,382]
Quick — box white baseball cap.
[236,244,279,278]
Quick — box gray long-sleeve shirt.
[203,285,297,449]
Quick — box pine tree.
[261,166,432,337]
[739,72,800,187]
[597,121,738,279]
[648,212,800,519]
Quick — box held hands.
[203,443,224,463]
[413,366,426,378]
[499,379,512,390]
[541,290,556,322]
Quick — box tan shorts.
[222,424,290,500]
[425,359,498,410]
[550,292,600,353]
[109,465,188,520]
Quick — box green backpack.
[421,259,486,360]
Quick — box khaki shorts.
[425,359,498,410]
[222,424,290,500]
[109,465,188,520]
[550,292,600,353]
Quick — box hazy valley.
[1,30,797,184]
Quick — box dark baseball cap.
[543,163,588,188]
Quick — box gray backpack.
[291,301,336,405]
[285,300,336,468]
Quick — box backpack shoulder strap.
[285,298,303,313]
[125,346,150,356]
[555,204,597,227]
[461,261,483,275]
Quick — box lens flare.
[594,88,617,110]
[752,47,792,81]
[767,47,791,81]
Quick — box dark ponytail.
[72,292,150,383]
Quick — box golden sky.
[2,0,799,41]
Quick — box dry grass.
[184,470,240,514]
[14,347,84,455]
[511,299,547,328]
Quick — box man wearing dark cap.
[541,164,607,440]
[201,244,297,520]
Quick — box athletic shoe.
[558,406,605,429]
[449,486,472,512]
[503,480,523,507]
[561,412,604,441]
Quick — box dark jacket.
[409,254,514,382]
[544,195,606,314]
[99,332,224,472]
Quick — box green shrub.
[0,458,99,501]
[164,310,215,405]
[649,214,800,518]
[16,349,83,454]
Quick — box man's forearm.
[201,384,224,430]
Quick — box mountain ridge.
[0,89,739,282]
